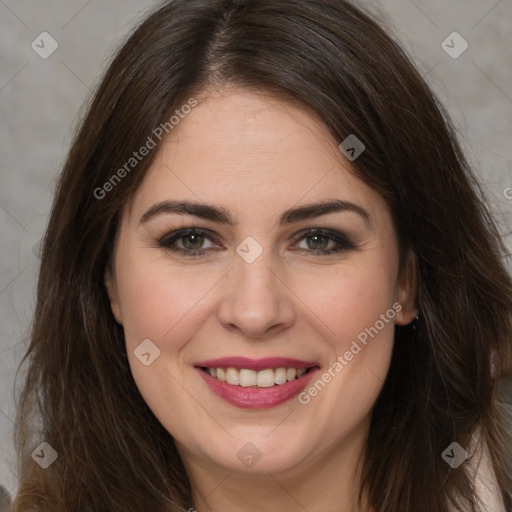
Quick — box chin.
[199,430,312,475]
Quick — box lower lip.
[196,367,319,409]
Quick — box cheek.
[293,256,398,420]
[296,257,398,351]
[114,254,208,415]
[114,248,227,412]
[115,246,208,345]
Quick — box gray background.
[0,0,511,503]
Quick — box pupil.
[184,233,204,249]
[309,235,328,250]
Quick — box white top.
[450,426,507,512]
[473,444,506,512]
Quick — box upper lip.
[194,357,319,371]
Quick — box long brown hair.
[12,1,512,510]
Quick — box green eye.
[292,229,356,255]
[158,229,218,256]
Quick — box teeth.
[226,368,239,386]
[257,369,275,388]
[274,367,287,385]
[205,366,310,387]
[239,369,256,387]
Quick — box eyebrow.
[139,199,371,227]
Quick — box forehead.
[126,88,389,226]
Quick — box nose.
[217,248,296,339]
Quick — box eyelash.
[156,228,356,258]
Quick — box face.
[106,88,416,479]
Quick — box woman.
[12,0,512,510]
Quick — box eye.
[157,227,356,258]
[157,228,220,257]
[291,229,356,255]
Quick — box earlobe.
[394,250,418,326]
[104,266,123,325]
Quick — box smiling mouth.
[200,366,314,388]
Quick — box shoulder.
[464,425,507,512]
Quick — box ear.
[394,250,418,326]
[105,265,123,325]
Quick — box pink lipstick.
[194,357,320,409]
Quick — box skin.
[106,87,417,512]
